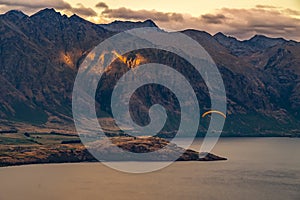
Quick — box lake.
[0,138,299,200]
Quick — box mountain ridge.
[1,9,300,137]
[2,8,297,42]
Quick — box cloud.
[0,0,71,9]
[201,14,227,24]
[153,6,300,41]
[102,7,183,22]
[96,3,300,40]
[95,2,108,9]
[1,1,300,41]
[203,7,300,40]
[283,8,300,16]
[0,0,97,17]
[255,5,278,9]
[70,4,97,17]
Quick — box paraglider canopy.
[202,110,226,119]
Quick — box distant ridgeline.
[0,8,300,137]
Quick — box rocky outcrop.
[0,136,226,167]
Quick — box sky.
[0,0,300,41]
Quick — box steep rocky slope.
[1,9,300,136]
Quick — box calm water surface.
[0,138,299,200]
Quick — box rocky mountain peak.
[246,34,287,49]
[30,8,62,19]
[99,19,158,32]
[214,32,239,41]
[142,19,158,27]
[214,32,227,38]
[69,14,87,23]
[1,10,27,21]
[4,10,26,17]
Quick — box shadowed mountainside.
[1,8,300,136]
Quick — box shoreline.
[0,158,228,169]
[0,155,227,168]
[0,136,227,168]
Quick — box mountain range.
[1,8,300,137]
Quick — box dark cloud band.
[96,2,108,9]
[0,0,71,9]
[102,7,183,22]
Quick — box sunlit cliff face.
[68,50,149,75]
[112,51,148,69]
[61,52,74,67]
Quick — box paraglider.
[202,110,226,119]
